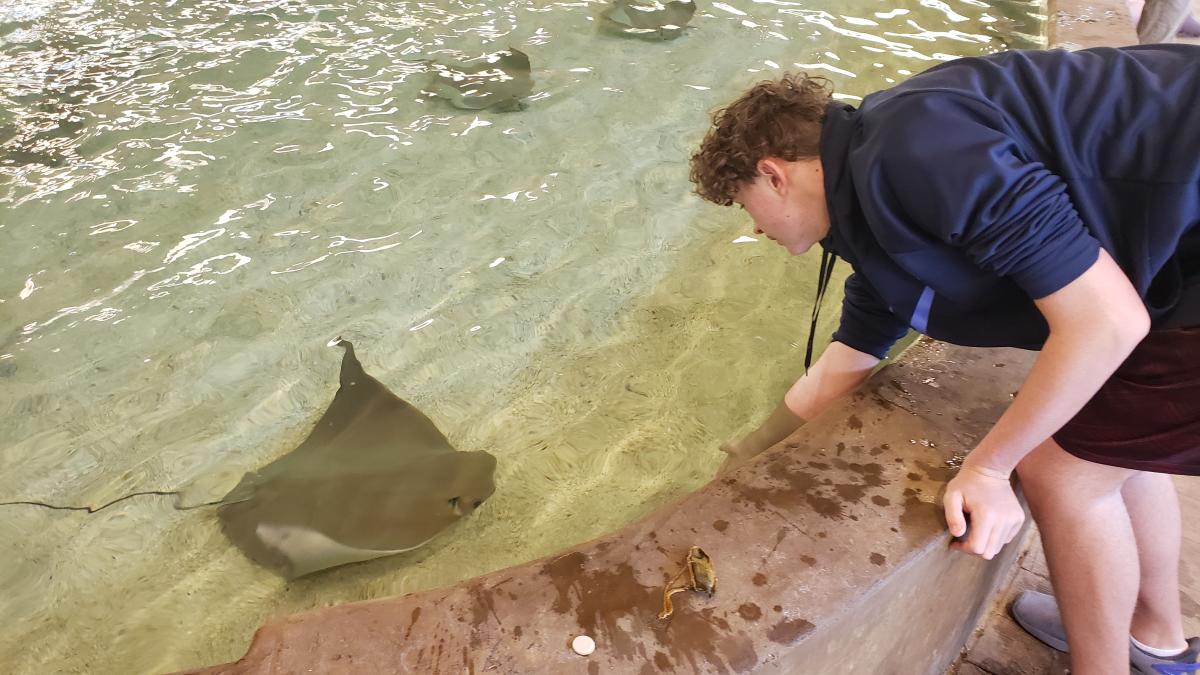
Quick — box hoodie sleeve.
[833,272,910,359]
[854,92,1100,300]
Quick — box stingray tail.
[328,336,367,387]
[0,491,225,514]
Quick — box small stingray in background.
[0,101,88,169]
[0,338,498,579]
[422,48,534,112]
[601,0,697,40]
[217,338,497,578]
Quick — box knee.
[1014,438,1065,498]
[1015,462,1057,513]
[1016,438,1132,511]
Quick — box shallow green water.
[0,0,1041,671]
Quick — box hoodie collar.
[818,100,862,267]
[802,101,862,371]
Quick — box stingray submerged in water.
[601,0,697,39]
[0,338,496,578]
[422,48,534,112]
[217,338,497,577]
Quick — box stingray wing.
[219,451,496,577]
[218,340,496,577]
[428,49,533,110]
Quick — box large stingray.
[0,338,495,578]
[217,338,497,578]
[601,0,697,39]
[423,48,534,112]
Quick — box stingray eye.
[448,497,460,511]
[472,499,483,508]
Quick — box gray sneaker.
[1011,590,1200,673]
[1130,637,1200,675]
[1011,590,1070,652]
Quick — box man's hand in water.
[716,401,808,476]
[944,461,1025,560]
[716,440,762,475]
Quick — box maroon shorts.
[1053,325,1200,475]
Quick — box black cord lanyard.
[804,248,838,372]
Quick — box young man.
[690,46,1199,673]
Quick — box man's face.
[733,158,829,256]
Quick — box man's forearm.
[964,322,1145,476]
[725,341,879,463]
[965,250,1150,476]
[783,340,881,421]
[752,341,879,450]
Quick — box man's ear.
[756,158,787,194]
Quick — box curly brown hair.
[689,73,833,206]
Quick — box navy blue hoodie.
[820,45,1200,359]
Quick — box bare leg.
[1125,0,1200,36]
[1122,471,1188,649]
[1017,438,1140,673]
[1137,0,1193,43]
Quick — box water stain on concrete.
[799,554,816,567]
[834,484,867,503]
[900,493,944,545]
[752,573,768,586]
[404,607,421,640]
[767,617,815,645]
[869,553,886,566]
[847,414,863,430]
[737,603,763,621]
[872,495,890,506]
[914,460,954,483]
[466,579,511,649]
[742,456,888,521]
[659,608,756,674]
[719,634,759,673]
[542,551,653,657]
[832,458,885,481]
[713,519,729,533]
[872,394,895,411]
[731,459,844,520]
[541,550,757,673]
[830,459,888,505]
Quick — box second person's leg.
[1121,470,1189,650]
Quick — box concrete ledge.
[1050,0,1138,48]
[185,338,1034,674]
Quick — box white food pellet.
[571,634,596,656]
